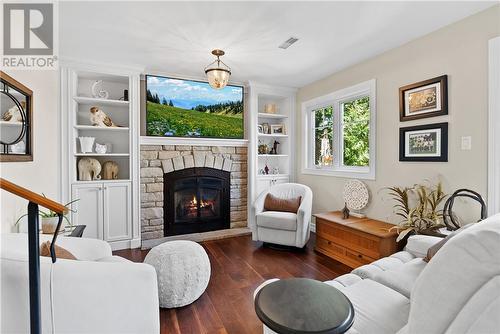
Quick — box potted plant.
[386,181,447,242]
[16,197,78,234]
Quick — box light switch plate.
[461,136,472,150]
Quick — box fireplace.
[164,167,230,236]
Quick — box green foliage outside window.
[342,97,370,167]
[313,106,333,166]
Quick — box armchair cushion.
[264,193,302,213]
[256,211,297,231]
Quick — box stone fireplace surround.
[140,144,248,243]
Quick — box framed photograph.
[399,123,448,162]
[399,75,448,121]
[262,123,270,134]
[257,124,264,134]
[270,124,285,135]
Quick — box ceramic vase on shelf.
[78,136,95,153]
[41,216,60,234]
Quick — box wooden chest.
[314,211,399,268]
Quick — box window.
[302,80,376,179]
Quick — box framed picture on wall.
[399,75,448,121]
[399,122,448,162]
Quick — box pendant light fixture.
[205,49,231,90]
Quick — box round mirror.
[1,87,27,151]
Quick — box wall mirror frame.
[1,71,33,162]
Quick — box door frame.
[488,37,500,216]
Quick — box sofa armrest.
[40,235,112,261]
[404,235,443,258]
[52,260,159,333]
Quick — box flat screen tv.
[145,75,244,139]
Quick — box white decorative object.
[78,136,95,153]
[78,157,102,181]
[95,142,107,154]
[89,107,120,127]
[343,179,369,217]
[144,240,210,308]
[91,80,109,99]
[105,142,113,153]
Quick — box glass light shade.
[206,69,231,89]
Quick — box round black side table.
[254,278,355,334]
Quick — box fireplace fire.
[164,167,230,236]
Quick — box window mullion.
[333,99,341,170]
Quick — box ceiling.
[59,1,496,88]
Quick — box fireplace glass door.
[165,168,230,236]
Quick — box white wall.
[296,5,500,224]
[0,70,60,232]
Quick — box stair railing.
[0,178,68,334]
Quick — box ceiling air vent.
[278,37,299,49]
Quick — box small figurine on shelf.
[272,167,280,175]
[264,164,270,175]
[342,203,350,219]
[269,140,280,155]
[89,107,121,127]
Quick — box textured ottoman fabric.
[144,240,211,308]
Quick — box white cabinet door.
[273,176,289,186]
[103,182,132,242]
[71,184,103,239]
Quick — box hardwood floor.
[114,233,350,334]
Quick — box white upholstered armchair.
[252,183,313,248]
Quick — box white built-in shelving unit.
[61,63,141,250]
[248,83,297,227]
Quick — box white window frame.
[301,79,376,180]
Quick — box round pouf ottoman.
[144,240,211,308]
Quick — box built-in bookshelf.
[248,83,296,227]
[61,65,140,250]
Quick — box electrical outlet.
[461,136,472,150]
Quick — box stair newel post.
[27,201,41,334]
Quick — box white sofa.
[256,213,500,334]
[252,183,313,248]
[1,233,159,334]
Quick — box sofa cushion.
[324,273,363,290]
[424,223,472,262]
[341,279,410,334]
[1,233,112,261]
[404,235,443,258]
[264,193,301,213]
[96,256,132,263]
[371,258,426,298]
[256,211,297,231]
[408,214,500,334]
[352,251,415,279]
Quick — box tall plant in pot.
[386,182,447,242]
[16,197,78,234]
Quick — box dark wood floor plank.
[114,233,350,334]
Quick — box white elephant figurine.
[102,161,119,180]
[78,157,102,181]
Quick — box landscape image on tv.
[146,75,244,138]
